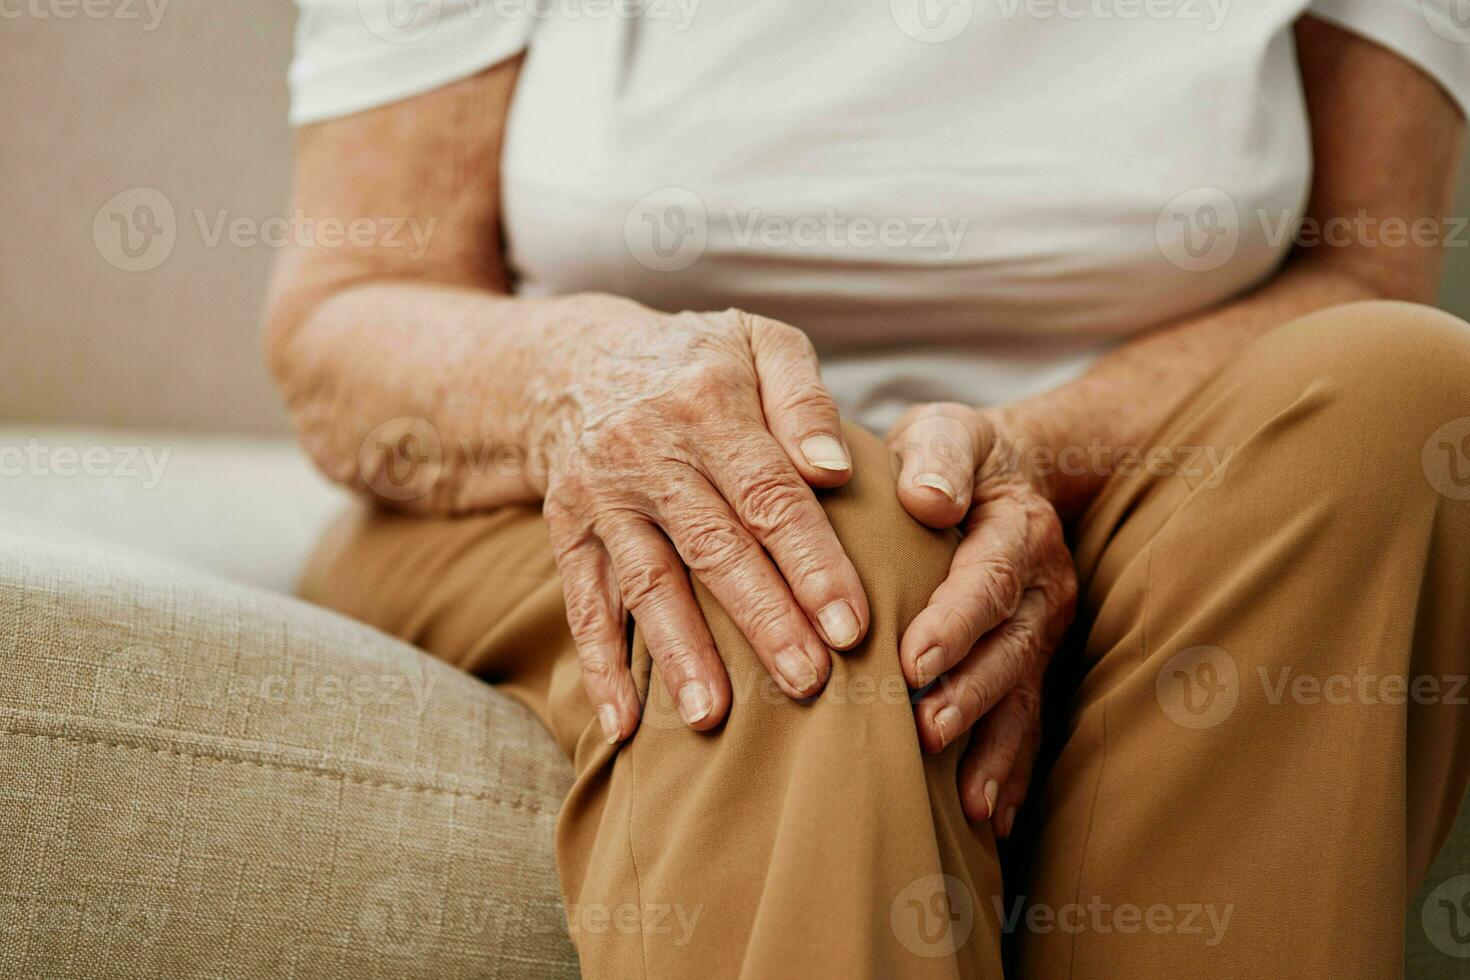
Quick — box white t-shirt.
[290,0,1470,431]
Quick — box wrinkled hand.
[887,402,1078,837]
[534,297,870,744]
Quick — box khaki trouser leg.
[300,420,1005,979]
[301,298,1470,979]
[1018,301,1470,978]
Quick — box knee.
[698,421,957,733]
[1224,301,1470,498]
[1257,300,1470,427]
[821,420,959,629]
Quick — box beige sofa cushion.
[0,427,347,593]
[0,526,578,978]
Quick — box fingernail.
[934,705,962,747]
[597,703,621,744]
[914,472,958,503]
[800,435,851,472]
[1001,805,1016,838]
[983,779,999,821]
[818,600,860,648]
[914,645,944,685]
[677,682,713,725]
[775,649,820,695]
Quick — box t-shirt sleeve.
[288,0,533,126]
[1306,0,1470,118]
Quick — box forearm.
[268,282,639,514]
[992,254,1391,518]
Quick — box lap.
[1020,300,1470,977]
[297,298,1470,977]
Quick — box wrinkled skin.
[886,403,1078,834]
[528,299,871,743]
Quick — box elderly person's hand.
[887,403,1078,837]
[530,296,870,743]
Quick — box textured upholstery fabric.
[0,526,578,978]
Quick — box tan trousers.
[299,300,1470,979]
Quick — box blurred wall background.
[2,0,1468,438]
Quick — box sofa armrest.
[0,528,577,977]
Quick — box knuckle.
[963,671,1004,715]
[1011,683,1043,719]
[679,519,750,574]
[940,603,984,648]
[738,474,811,535]
[563,587,611,640]
[576,648,619,686]
[652,645,704,681]
[740,594,791,642]
[618,555,681,612]
[977,558,1025,613]
[1005,618,1043,660]
[674,361,749,415]
[777,379,835,419]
